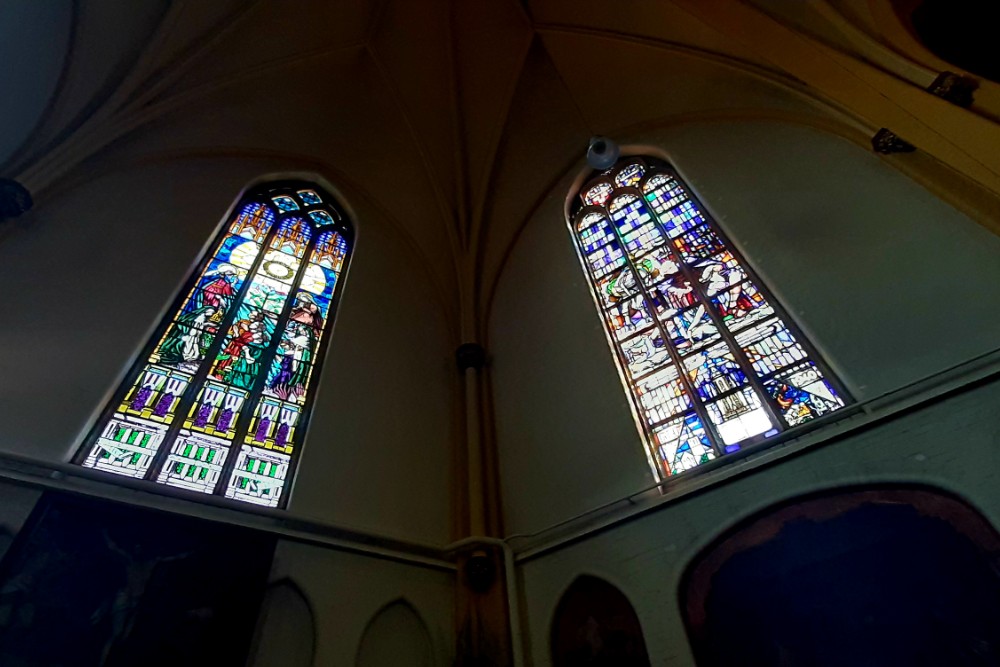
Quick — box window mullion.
[144,206,281,482]
[645,181,786,438]
[603,201,729,464]
[211,229,320,496]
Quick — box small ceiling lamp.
[586,136,620,171]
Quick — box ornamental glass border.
[75,181,354,508]
[570,156,850,479]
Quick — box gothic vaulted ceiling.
[2,0,894,338]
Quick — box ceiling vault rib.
[467,32,534,251]
[364,44,465,309]
[15,0,265,192]
[468,33,536,330]
[0,0,82,176]
[448,0,470,252]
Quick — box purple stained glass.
[276,422,290,448]
[216,407,234,433]
[255,418,271,442]
[194,402,212,428]
[131,386,152,411]
[152,393,173,418]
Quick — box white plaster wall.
[515,377,1000,666]
[0,157,456,545]
[490,121,1000,536]
[266,540,454,667]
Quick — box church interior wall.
[0,157,457,546]
[490,119,1000,537]
[259,540,454,666]
[514,377,1000,666]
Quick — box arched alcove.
[682,486,1000,666]
[355,599,433,667]
[551,575,650,667]
[248,578,316,667]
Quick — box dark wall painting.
[683,486,1000,667]
[551,575,650,667]
[0,493,275,667]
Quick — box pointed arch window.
[571,157,848,478]
[75,182,353,508]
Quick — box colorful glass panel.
[297,190,322,205]
[572,158,847,478]
[653,413,715,475]
[77,185,352,508]
[614,162,645,187]
[583,182,614,207]
[764,362,845,426]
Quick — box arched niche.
[551,575,651,667]
[247,578,316,667]
[682,486,1000,667]
[355,599,433,667]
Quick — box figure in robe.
[198,265,238,312]
[213,311,267,389]
[158,306,219,367]
[267,322,313,400]
[289,292,323,330]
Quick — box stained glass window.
[76,182,353,508]
[570,157,848,479]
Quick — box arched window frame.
[569,156,851,480]
[74,180,354,509]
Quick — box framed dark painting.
[0,492,275,667]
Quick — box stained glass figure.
[77,182,354,508]
[571,157,848,479]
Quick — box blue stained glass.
[606,295,655,341]
[711,281,775,332]
[643,173,687,218]
[271,217,312,258]
[765,362,844,426]
[658,200,705,239]
[653,412,715,475]
[673,225,725,263]
[309,210,334,226]
[614,162,645,187]
[229,202,275,241]
[578,213,615,252]
[584,240,626,278]
[572,159,847,482]
[272,195,299,211]
[683,341,747,400]
[664,305,720,353]
[297,190,322,205]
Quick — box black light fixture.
[0,179,32,221]
[586,136,620,171]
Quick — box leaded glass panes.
[571,157,848,479]
[77,182,354,508]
